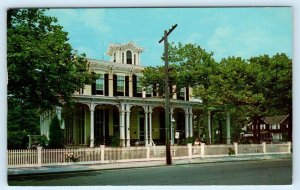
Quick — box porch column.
[185,109,189,138]
[120,104,126,147]
[145,107,149,146]
[226,110,231,144]
[125,105,131,147]
[90,104,95,148]
[189,108,193,138]
[149,107,153,146]
[208,110,212,144]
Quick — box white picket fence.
[7,142,291,168]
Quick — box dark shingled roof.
[264,115,289,124]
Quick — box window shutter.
[132,75,137,97]
[104,74,109,96]
[92,81,96,95]
[113,74,117,96]
[153,83,157,97]
[186,86,189,101]
[125,76,129,96]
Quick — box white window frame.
[136,76,143,93]
[96,74,104,92]
[117,75,125,92]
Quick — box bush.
[180,137,195,145]
[111,132,120,147]
[7,131,29,149]
[228,147,235,156]
[49,115,64,148]
[30,135,49,148]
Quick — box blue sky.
[47,7,292,67]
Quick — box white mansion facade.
[40,42,231,147]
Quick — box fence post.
[262,142,266,154]
[37,146,42,167]
[234,142,238,156]
[100,145,105,163]
[188,143,192,159]
[287,142,292,154]
[200,143,205,158]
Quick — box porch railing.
[7,142,291,168]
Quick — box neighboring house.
[40,42,231,147]
[241,115,290,142]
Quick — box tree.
[7,9,97,110]
[7,9,97,148]
[142,42,292,143]
[142,43,217,97]
[49,115,64,148]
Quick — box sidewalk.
[7,154,292,177]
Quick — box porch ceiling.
[72,95,204,109]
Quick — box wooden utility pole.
[159,24,177,165]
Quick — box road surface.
[8,158,292,185]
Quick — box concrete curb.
[7,154,292,177]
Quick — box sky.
[46,7,292,67]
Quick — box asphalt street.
[8,158,292,186]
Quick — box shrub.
[228,147,235,156]
[111,132,120,147]
[7,131,29,149]
[49,115,64,148]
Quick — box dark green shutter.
[125,76,129,96]
[113,74,117,96]
[92,81,96,95]
[153,83,157,97]
[186,86,189,101]
[132,75,137,97]
[104,74,109,96]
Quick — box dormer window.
[126,50,132,64]
[113,52,116,62]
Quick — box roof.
[106,42,144,56]
[263,115,289,125]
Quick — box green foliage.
[142,42,292,143]
[179,137,195,145]
[7,9,97,110]
[111,132,120,147]
[7,9,98,148]
[7,130,29,149]
[228,147,235,156]
[49,115,64,148]
[32,135,49,148]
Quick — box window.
[126,50,132,64]
[146,85,152,97]
[122,52,124,63]
[113,52,116,62]
[136,76,143,93]
[180,88,186,98]
[96,74,104,95]
[117,75,125,92]
[96,74,104,90]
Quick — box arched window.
[126,50,132,64]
